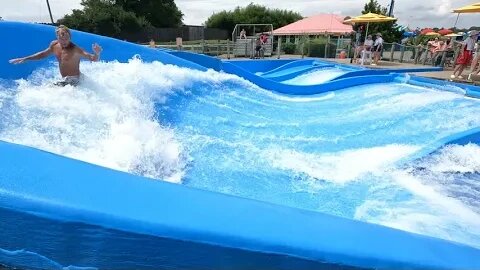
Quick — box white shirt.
[374,37,384,46]
[464,37,476,51]
[364,39,373,47]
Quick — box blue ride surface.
[1,22,480,270]
[168,50,445,95]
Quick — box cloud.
[1,0,477,29]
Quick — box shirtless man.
[9,25,102,86]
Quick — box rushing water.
[282,67,347,85]
[1,58,480,248]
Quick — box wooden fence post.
[227,39,231,59]
[414,47,421,64]
[244,39,248,57]
[390,43,395,62]
[399,44,405,63]
[422,48,429,65]
[277,36,282,59]
[301,37,305,59]
[439,51,447,67]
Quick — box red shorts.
[456,50,473,65]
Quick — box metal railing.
[231,24,274,58]
[154,40,233,58]
[150,38,463,69]
[231,24,273,43]
[379,42,462,68]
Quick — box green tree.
[355,0,403,42]
[58,0,150,37]
[363,0,387,15]
[116,0,183,27]
[205,3,302,34]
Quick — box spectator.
[149,39,156,48]
[470,42,480,75]
[364,35,373,51]
[451,30,479,79]
[433,40,451,66]
[427,37,440,62]
[354,35,374,64]
[261,34,268,44]
[240,29,247,39]
[255,37,264,59]
[372,33,384,66]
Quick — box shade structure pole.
[453,13,460,28]
[365,22,370,41]
[45,0,54,24]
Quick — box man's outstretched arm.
[9,41,55,64]
[79,43,102,61]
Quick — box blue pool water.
[1,59,480,249]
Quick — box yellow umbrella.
[444,33,462,37]
[424,32,441,36]
[344,12,397,23]
[453,2,480,13]
[453,2,480,27]
[344,12,397,41]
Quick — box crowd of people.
[394,29,480,80]
[423,37,453,66]
[352,28,480,80]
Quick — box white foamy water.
[270,92,336,103]
[354,144,480,248]
[421,143,480,174]
[356,90,460,116]
[0,58,243,183]
[282,68,347,85]
[265,144,420,184]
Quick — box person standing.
[469,41,480,76]
[451,30,479,79]
[372,33,384,66]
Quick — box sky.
[1,0,477,30]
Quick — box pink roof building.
[273,14,353,36]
